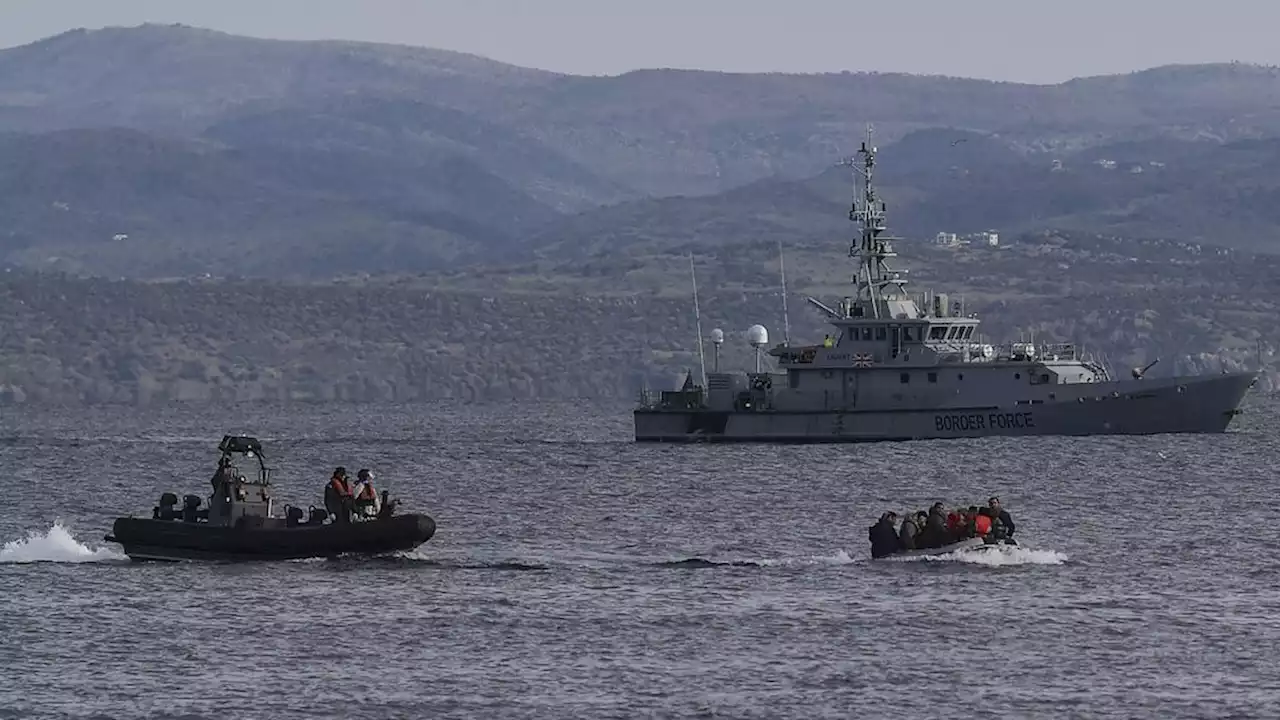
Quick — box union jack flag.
[853,353,874,367]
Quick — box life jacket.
[974,514,992,535]
[946,512,962,532]
[329,476,352,497]
[356,482,377,501]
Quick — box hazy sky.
[3,0,1277,83]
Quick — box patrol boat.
[104,434,436,561]
[634,128,1258,442]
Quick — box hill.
[1,232,1276,407]
[8,25,1280,199]
[10,123,1280,279]
[520,130,1280,266]
[0,127,563,277]
[6,26,1280,277]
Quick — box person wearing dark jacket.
[868,512,901,558]
[988,496,1016,543]
[919,503,949,548]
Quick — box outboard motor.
[155,492,180,520]
[377,490,398,520]
[307,506,329,526]
[285,505,305,527]
[182,494,203,523]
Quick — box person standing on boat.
[325,467,355,523]
[353,468,381,519]
[210,456,232,494]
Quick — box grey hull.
[635,371,1256,442]
[879,537,1010,559]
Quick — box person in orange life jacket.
[964,506,980,537]
[353,468,381,518]
[325,466,354,523]
[973,511,993,537]
[945,508,966,539]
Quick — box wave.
[654,550,859,569]
[0,523,127,564]
[384,549,549,570]
[382,548,861,571]
[656,558,764,569]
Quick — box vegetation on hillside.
[1,233,1275,406]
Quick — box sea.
[2,395,1279,720]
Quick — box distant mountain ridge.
[0,126,559,277]
[5,24,1280,277]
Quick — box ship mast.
[843,125,909,319]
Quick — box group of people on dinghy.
[868,496,1016,559]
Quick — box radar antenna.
[710,328,724,372]
[747,324,769,373]
[839,124,909,319]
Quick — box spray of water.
[0,522,126,564]
[897,545,1069,566]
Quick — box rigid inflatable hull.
[877,537,1013,559]
[107,514,436,562]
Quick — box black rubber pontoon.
[104,434,436,562]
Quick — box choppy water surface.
[3,396,1280,719]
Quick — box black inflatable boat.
[104,434,436,562]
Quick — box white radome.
[747,324,769,348]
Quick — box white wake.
[0,523,126,564]
[904,544,1069,566]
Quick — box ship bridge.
[772,289,988,369]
